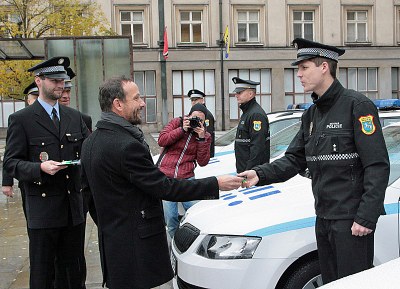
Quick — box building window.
[392,68,400,99]
[172,70,215,118]
[339,68,378,99]
[397,7,400,44]
[120,11,144,43]
[237,10,259,42]
[284,69,312,108]
[134,71,156,123]
[228,69,272,120]
[293,11,314,40]
[344,7,372,44]
[180,11,202,43]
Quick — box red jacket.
[158,117,211,179]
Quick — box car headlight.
[196,235,261,259]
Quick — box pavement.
[0,134,172,289]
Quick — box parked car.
[171,121,400,289]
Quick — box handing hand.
[237,170,259,188]
[40,160,67,175]
[351,222,373,237]
[2,186,14,197]
[217,175,245,191]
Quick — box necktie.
[52,108,60,132]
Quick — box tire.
[281,259,323,289]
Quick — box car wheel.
[281,259,323,289]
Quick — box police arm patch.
[253,121,262,131]
[358,114,376,135]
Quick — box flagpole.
[158,0,168,126]
[219,0,226,131]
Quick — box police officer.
[2,82,38,213]
[232,77,270,173]
[239,38,390,284]
[188,89,215,157]
[3,56,89,289]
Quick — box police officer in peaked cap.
[232,77,270,173]
[3,56,90,289]
[238,38,389,285]
[188,89,215,157]
[23,81,39,105]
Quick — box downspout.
[219,0,226,130]
[159,0,168,126]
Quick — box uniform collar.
[37,97,60,120]
[312,79,344,111]
[240,97,257,112]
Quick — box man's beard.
[42,84,62,101]
[127,110,142,125]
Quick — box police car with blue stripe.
[170,100,400,289]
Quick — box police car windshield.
[382,125,400,185]
[270,122,301,159]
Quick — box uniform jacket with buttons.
[80,119,219,289]
[254,79,389,230]
[3,100,89,229]
[235,97,270,173]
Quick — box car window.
[381,117,400,128]
[383,126,400,185]
[270,122,301,159]
[215,126,237,146]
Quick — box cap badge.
[58,58,64,65]
[358,115,376,135]
[253,121,262,131]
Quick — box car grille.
[174,223,200,253]
[177,276,207,289]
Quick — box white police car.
[171,119,400,289]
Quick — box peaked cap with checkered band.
[28,56,70,79]
[291,38,345,66]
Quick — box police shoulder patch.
[358,114,376,135]
[253,121,262,131]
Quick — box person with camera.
[157,103,211,237]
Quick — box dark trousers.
[316,217,374,285]
[28,222,86,289]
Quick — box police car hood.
[182,174,315,237]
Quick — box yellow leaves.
[0,60,39,100]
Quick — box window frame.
[288,5,320,43]
[391,67,400,99]
[114,5,150,47]
[284,68,312,108]
[342,5,373,45]
[174,5,209,46]
[233,5,264,46]
[339,67,378,99]
[396,6,400,45]
[133,70,157,124]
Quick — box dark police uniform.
[188,89,215,157]
[3,57,89,289]
[252,38,389,284]
[233,77,270,173]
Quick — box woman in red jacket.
[158,103,211,237]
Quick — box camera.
[189,116,202,129]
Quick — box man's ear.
[112,98,124,112]
[321,61,330,74]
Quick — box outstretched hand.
[237,170,259,188]
[217,175,245,191]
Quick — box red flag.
[163,26,168,60]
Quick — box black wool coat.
[81,120,219,289]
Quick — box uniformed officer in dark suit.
[2,82,39,217]
[232,77,270,173]
[188,89,215,157]
[3,56,89,289]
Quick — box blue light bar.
[373,99,400,110]
[287,103,313,110]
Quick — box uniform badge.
[309,122,313,136]
[253,121,262,131]
[58,58,64,64]
[205,119,209,127]
[39,152,49,162]
[358,115,376,135]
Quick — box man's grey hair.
[99,76,132,112]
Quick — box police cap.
[232,77,260,93]
[28,56,69,79]
[188,89,206,99]
[23,81,39,95]
[64,67,76,89]
[291,38,345,66]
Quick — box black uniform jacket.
[81,112,92,132]
[3,100,89,229]
[235,97,270,173]
[204,107,215,157]
[254,80,389,230]
[80,120,219,289]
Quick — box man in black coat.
[80,76,243,289]
[3,57,89,289]
[188,89,215,157]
